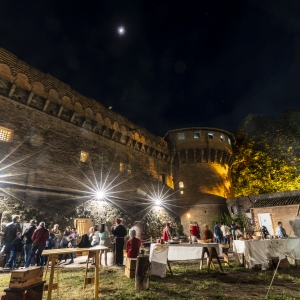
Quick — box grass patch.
[0,261,298,299]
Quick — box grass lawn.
[0,261,299,299]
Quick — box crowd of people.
[0,216,144,270]
[0,214,292,270]
[0,215,81,270]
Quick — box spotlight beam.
[0,139,27,164]
[0,146,48,173]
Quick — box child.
[5,232,23,269]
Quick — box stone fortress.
[0,47,235,238]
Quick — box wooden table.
[199,246,224,272]
[41,246,108,300]
[149,243,224,276]
[233,238,300,269]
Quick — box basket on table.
[197,239,211,243]
[252,236,261,240]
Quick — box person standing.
[203,224,214,241]
[126,229,141,259]
[276,222,287,238]
[67,228,79,264]
[91,225,100,247]
[163,223,172,242]
[22,220,37,266]
[214,222,223,244]
[59,226,73,263]
[220,222,231,244]
[112,218,127,266]
[1,215,21,263]
[4,232,23,269]
[43,228,57,266]
[231,220,237,240]
[52,224,61,249]
[99,224,109,266]
[25,222,49,267]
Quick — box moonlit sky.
[0,1,299,136]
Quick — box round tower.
[164,127,235,233]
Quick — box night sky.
[0,1,299,136]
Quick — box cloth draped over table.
[150,245,169,278]
[149,243,222,278]
[233,238,300,269]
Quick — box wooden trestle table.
[41,246,109,300]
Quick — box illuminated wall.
[164,128,235,230]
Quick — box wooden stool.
[4,281,46,300]
[125,258,137,278]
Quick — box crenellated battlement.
[164,127,235,167]
[0,48,168,159]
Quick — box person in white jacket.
[220,222,231,244]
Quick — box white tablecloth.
[149,243,222,277]
[150,243,221,262]
[233,238,300,268]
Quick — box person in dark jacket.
[25,222,49,268]
[4,232,22,269]
[22,220,37,266]
[0,215,21,263]
[112,218,127,266]
[43,229,57,266]
[214,222,223,244]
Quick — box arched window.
[179,181,184,188]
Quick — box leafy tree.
[232,110,300,197]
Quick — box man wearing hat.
[163,223,172,242]
[112,218,127,266]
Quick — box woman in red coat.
[163,223,172,242]
[126,229,141,258]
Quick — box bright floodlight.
[118,26,125,35]
[155,199,162,206]
[96,190,105,200]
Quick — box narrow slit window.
[194,132,200,139]
[220,134,225,142]
[177,133,185,140]
[179,181,184,188]
[0,127,14,142]
[208,133,214,139]
[228,138,231,145]
[80,151,89,163]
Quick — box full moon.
[118,26,125,35]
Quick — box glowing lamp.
[155,199,161,206]
[96,190,105,200]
